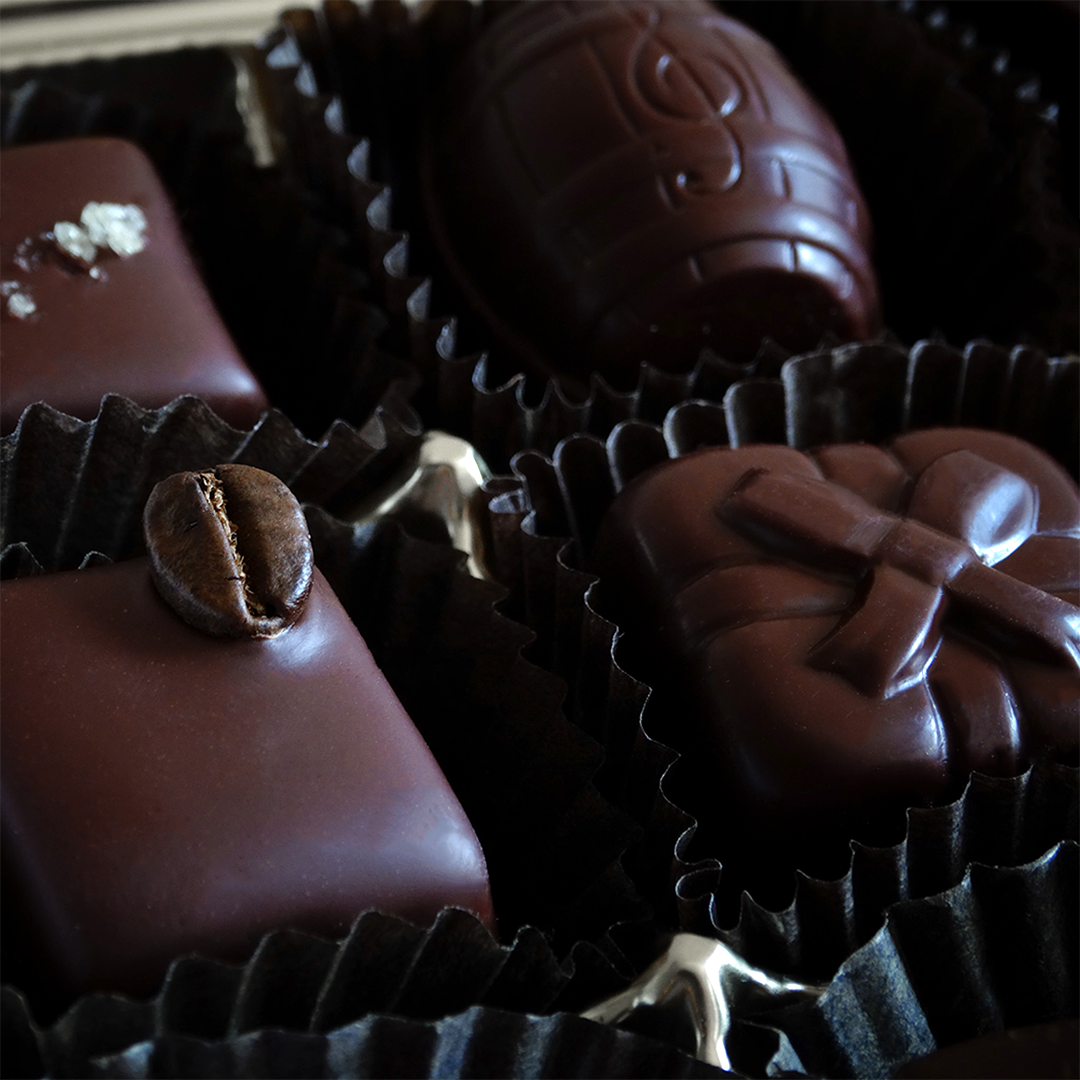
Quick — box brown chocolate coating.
[421,0,880,388]
[0,137,268,434]
[0,561,493,999]
[593,430,1079,875]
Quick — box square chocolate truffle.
[0,137,268,434]
[1,466,493,1001]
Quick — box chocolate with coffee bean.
[0,465,493,1001]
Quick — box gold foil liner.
[582,932,822,1074]
[583,841,1077,1078]
[344,429,495,580]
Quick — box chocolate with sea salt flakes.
[0,137,269,435]
[0,78,418,444]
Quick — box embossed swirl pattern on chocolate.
[422,0,881,387]
[594,430,1079,871]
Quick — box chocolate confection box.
[255,1,1077,1074]
[2,2,1078,1078]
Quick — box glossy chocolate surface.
[0,137,268,433]
[422,0,880,387]
[593,430,1079,874]
[1,561,493,999]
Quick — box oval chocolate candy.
[421,0,881,389]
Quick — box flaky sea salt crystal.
[6,291,36,319]
[13,239,39,273]
[80,202,147,257]
[53,221,97,264]
[2,281,36,318]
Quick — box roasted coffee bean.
[143,464,313,638]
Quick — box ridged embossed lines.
[437,0,879,377]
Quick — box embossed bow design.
[720,449,1080,698]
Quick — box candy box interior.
[254,0,1079,464]
[1,2,1077,1078]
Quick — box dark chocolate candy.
[0,137,268,434]
[894,1017,1080,1079]
[593,430,1079,877]
[1,556,493,1000]
[421,0,880,388]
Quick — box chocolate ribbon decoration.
[720,450,1079,697]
